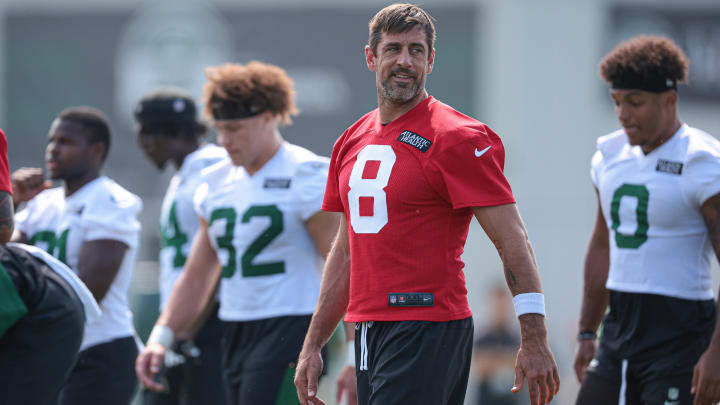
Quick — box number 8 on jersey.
[348,145,396,234]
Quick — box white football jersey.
[14,176,142,350]
[194,142,328,321]
[158,143,228,310]
[591,124,720,300]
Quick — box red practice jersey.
[0,129,11,194]
[323,96,515,322]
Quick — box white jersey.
[14,176,142,350]
[591,124,720,300]
[194,142,328,321]
[158,143,228,310]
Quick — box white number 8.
[348,145,396,234]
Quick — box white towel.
[9,242,102,324]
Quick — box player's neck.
[244,130,283,176]
[172,140,201,170]
[377,89,428,125]
[641,118,682,155]
[63,171,100,197]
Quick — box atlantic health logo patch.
[656,159,683,175]
[397,130,432,152]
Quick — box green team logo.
[161,201,189,269]
[209,204,285,278]
[28,228,70,264]
[610,184,649,249]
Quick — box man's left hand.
[511,323,560,405]
[692,345,720,405]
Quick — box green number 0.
[610,184,649,249]
[161,202,189,269]
[209,205,285,278]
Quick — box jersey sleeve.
[293,159,330,221]
[590,150,603,188]
[82,192,142,247]
[0,129,11,194]
[321,134,346,213]
[193,182,211,221]
[685,151,720,206]
[13,189,57,238]
[425,127,515,209]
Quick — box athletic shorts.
[577,343,706,405]
[0,255,85,405]
[59,335,139,405]
[577,291,714,405]
[354,317,474,405]
[222,314,313,405]
[142,303,226,405]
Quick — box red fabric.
[0,129,11,194]
[323,97,515,322]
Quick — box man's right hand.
[294,347,326,405]
[136,342,167,392]
[10,168,51,206]
[573,339,597,383]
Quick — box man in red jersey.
[295,3,559,405]
[0,129,12,242]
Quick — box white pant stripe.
[618,359,628,405]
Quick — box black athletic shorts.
[59,335,139,405]
[222,314,314,405]
[143,303,226,405]
[0,246,85,405]
[577,291,715,405]
[354,317,474,405]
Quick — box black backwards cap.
[209,93,265,121]
[134,88,197,125]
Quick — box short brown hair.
[368,3,436,57]
[202,61,299,126]
[599,35,689,92]
[57,106,112,162]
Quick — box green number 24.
[610,183,649,249]
[29,229,69,264]
[209,204,285,278]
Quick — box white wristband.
[346,341,356,367]
[512,293,546,317]
[147,324,174,349]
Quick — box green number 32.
[209,205,285,278]
[610,184,649,249]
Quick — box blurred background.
[2,0,720,403]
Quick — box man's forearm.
[303,230,351,351]
[0,191,14,243]
[578,243,609,333]
[500,236,542,296]
[158,263,221,335]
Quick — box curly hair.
[599,35,689,92]
[368,3,436,58]
[202,61,299,126]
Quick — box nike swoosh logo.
[475,146,491,157]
